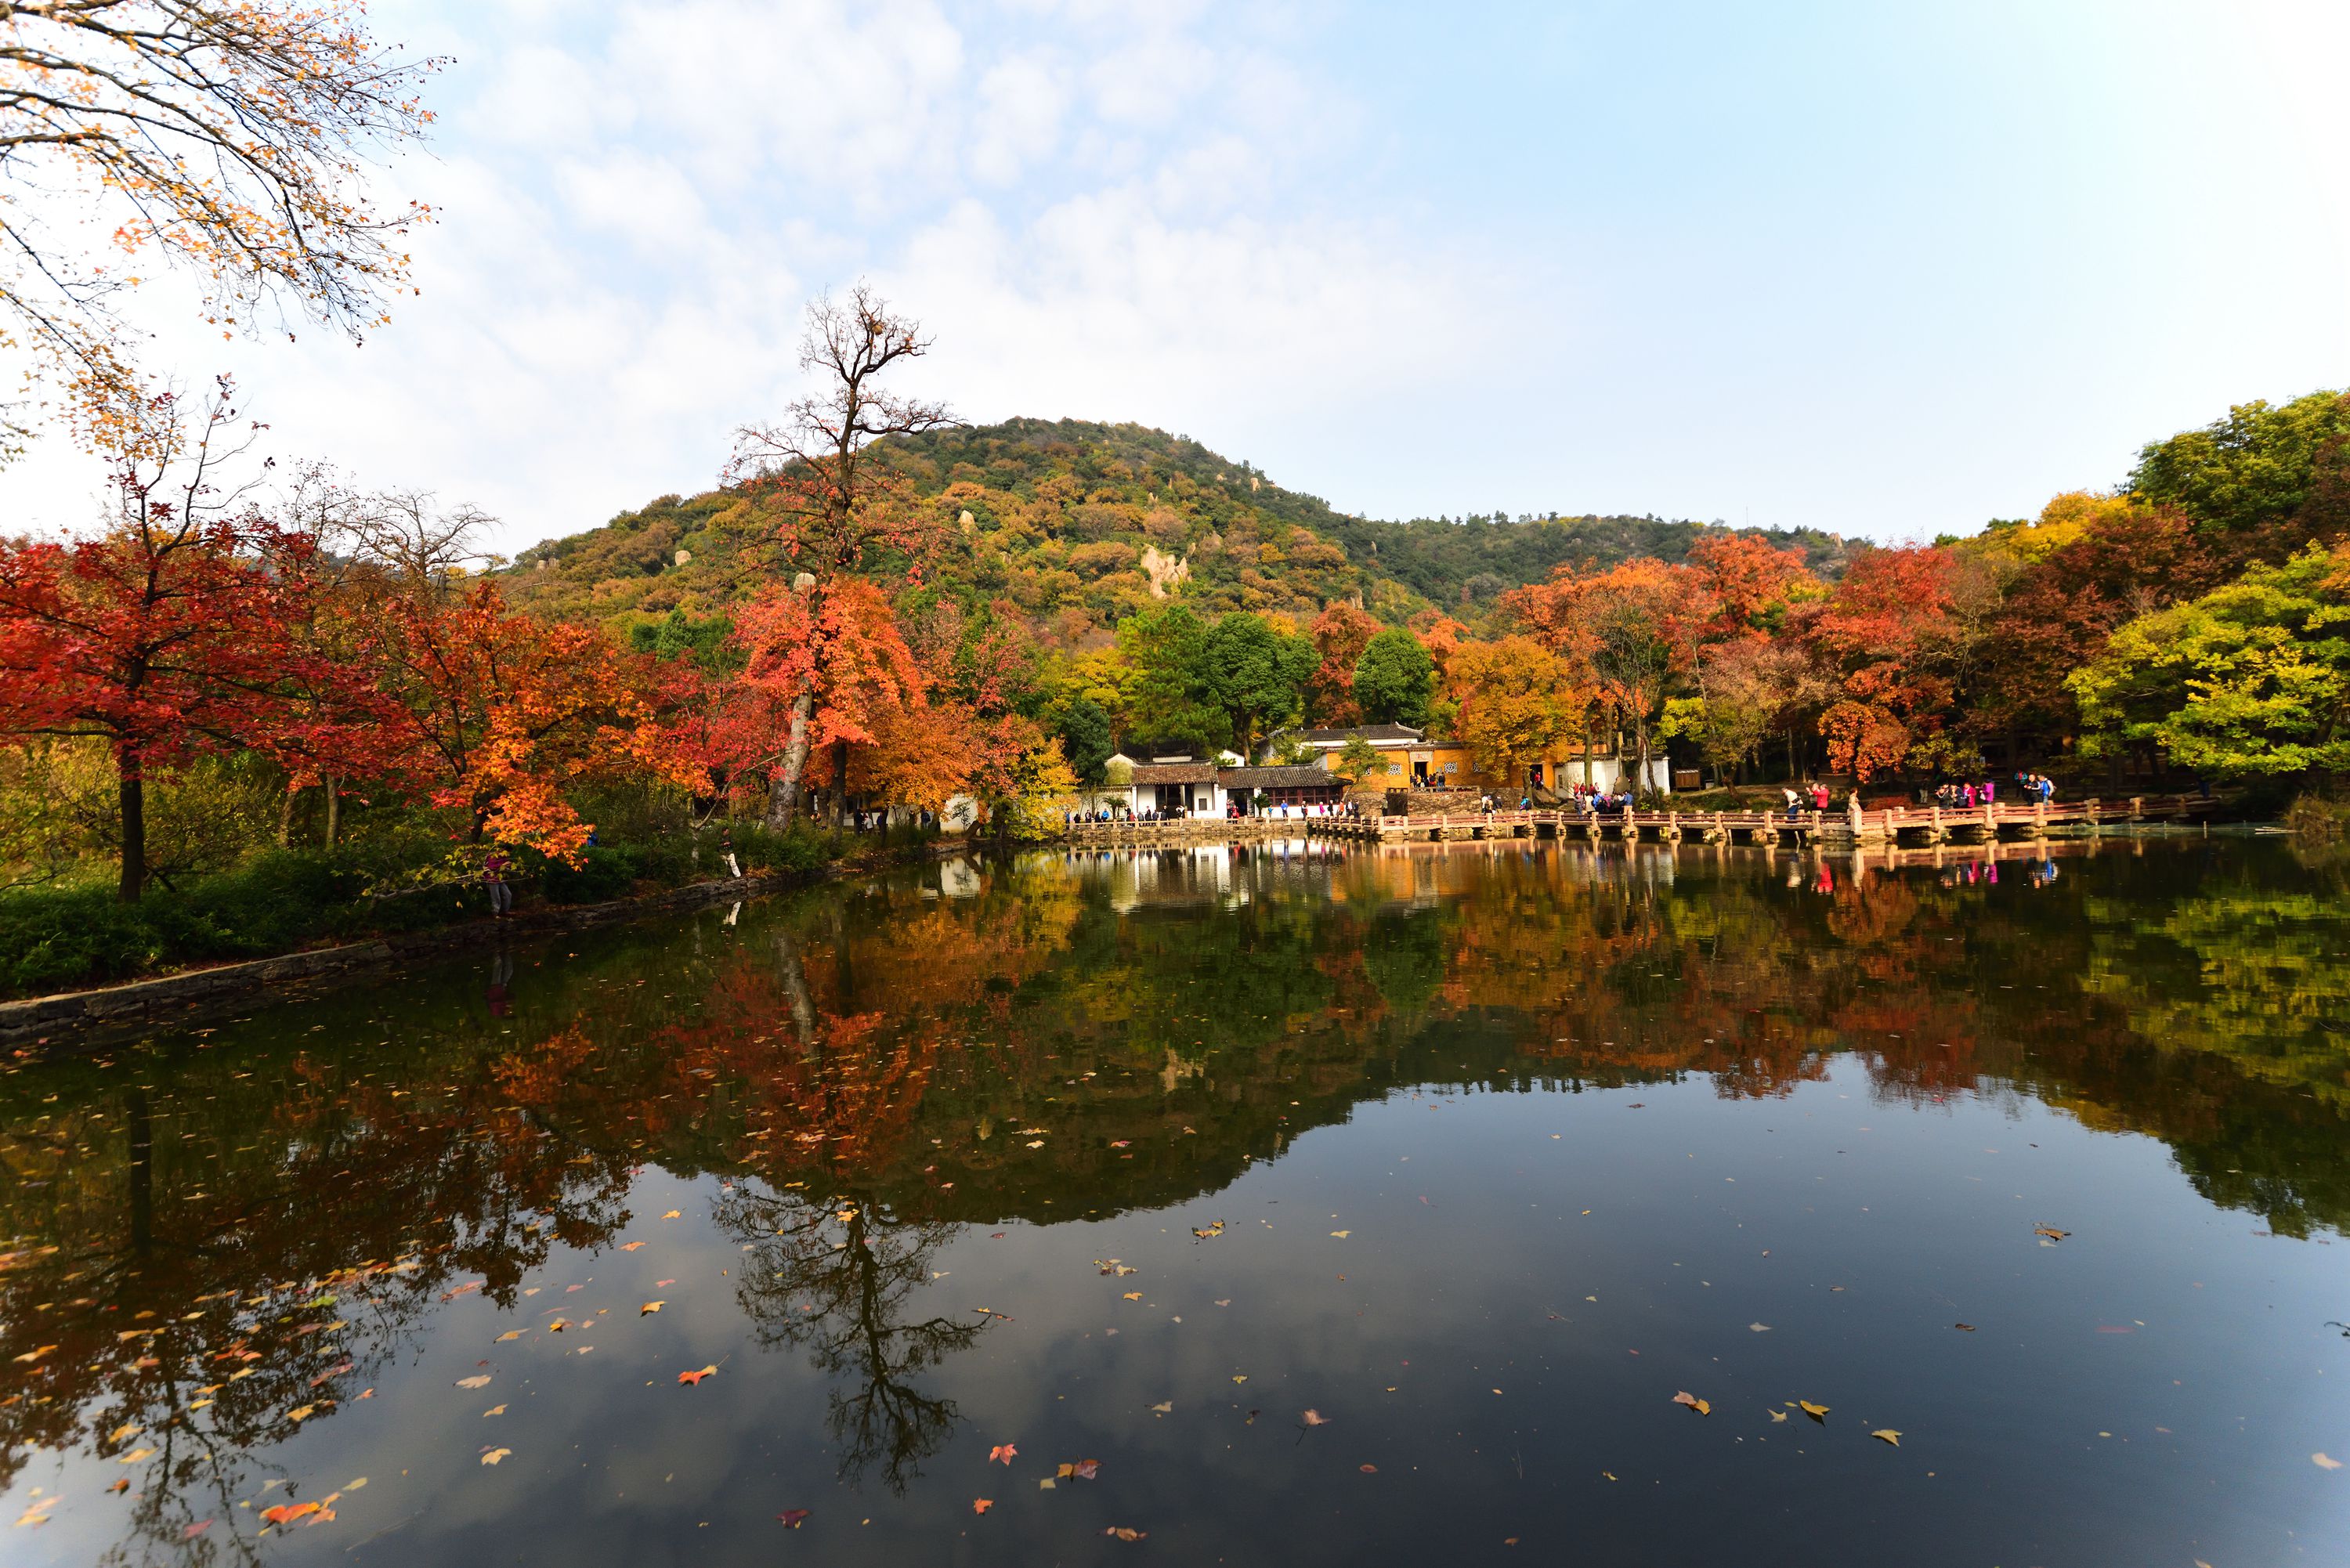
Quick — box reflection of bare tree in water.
[713,1183,982,1494]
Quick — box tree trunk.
[324,775,341,847]
[118,750,146,903]
[768,688,815,829]
[278,785,298,847]
[830,737,851,826]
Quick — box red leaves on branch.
[1306,602,1379,726]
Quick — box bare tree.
[726,285,958,824]
[282,464,497,593]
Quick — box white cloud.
[0,0,1517,551]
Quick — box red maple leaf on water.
[775,1509,810,1529]
[676,1364,717,1386]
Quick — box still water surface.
[4,837,2348,1565]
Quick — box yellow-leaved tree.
[0,2,440,453]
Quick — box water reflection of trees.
[8,839,2350,1538]
[713,1187,978,1493]
[0,1042,634,1558]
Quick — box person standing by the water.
[483,848,512,916]
[721,828,743,878]
[1784,785,1801,822]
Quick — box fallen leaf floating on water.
[106,1479,127,1494]
[678,1365,718,1386]
[2034,1226,2070,1242]
[1670,1391,1711,1416]
[1954,1323,1976,1332]
[1149,1402,1173,1415]
[776,1509,811,1528]
[182,1519,211,1540]
[2316,1453,2344,1470]
[988,1444,1018,1465]
[1302,1409,1332,1426]
[1360,1464,1378,1473]
[1871,1429,1902,1447]
[496,1330,526,1342]
[12,1346,57,1364]
[971,1498,992,1515]
[1192,1222,1224,1239]
[456,1375,492,1389]
[107,1424,140,1444]
[1056,1460,1101,1480]
[259,1501,322,1526]
[640,1302,664,1316]
[1767,1411,1788,1423]
[663,1210,682,1219]
[1798,1401,1830,1422]
[620,1242,647,1252]
[481,1448,511,1466]
[483,1405,505,1417]
[1104,1527,1148,1541]
[1749,1323,1771,1333]
[1330,1230,1351,1239]
[1232,1375,1249,1384]
[15,1494,60,1527]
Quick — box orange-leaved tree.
[726,287,958,822]
[368,581,695,859]
[1804,544,1981,782]
[1506,558,1712,797]
[1304,602,1379,726]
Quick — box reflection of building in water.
[939,858,982,899]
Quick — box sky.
[3,0,2347,555]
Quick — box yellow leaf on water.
[1330,1230,1351,1239]
[1232,1375,1248,1383]
[641,1302,664,1315]
[1799,1401,1830,1420]
[2316,1452,2344,1470]
[1767,1410,1787,1422]
[1670,1391,1711,1416]
[483,1404,505,1416]
[118,1448,155,1464]
[1122,1292,1142,1301]
[496,1330,526,1342]
[108,1425,140,1444]
[481,1448,511,1466]
[1871,1429,1901,1447]
[456,1375,491,1389]
[663,1211,682,1219]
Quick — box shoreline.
[0,839,963,1053]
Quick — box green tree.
[1201,613,1315,759]
[2128,390,2350,537]
[1332,733,1383,783]
[2069,545,2350,778]
[1054,695,1114,784]
[1352,628,1434,726]
[1113,605,1226,753]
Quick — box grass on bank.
[0,820,856,1001]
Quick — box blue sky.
[5,0,2345,553]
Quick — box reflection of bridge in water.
[1064,793,2232,851]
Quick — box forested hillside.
[501,418,1839,643]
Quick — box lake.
[3,835,2347,1565]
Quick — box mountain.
[499,417,1846,642]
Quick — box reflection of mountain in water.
[6,838,2349,1508]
